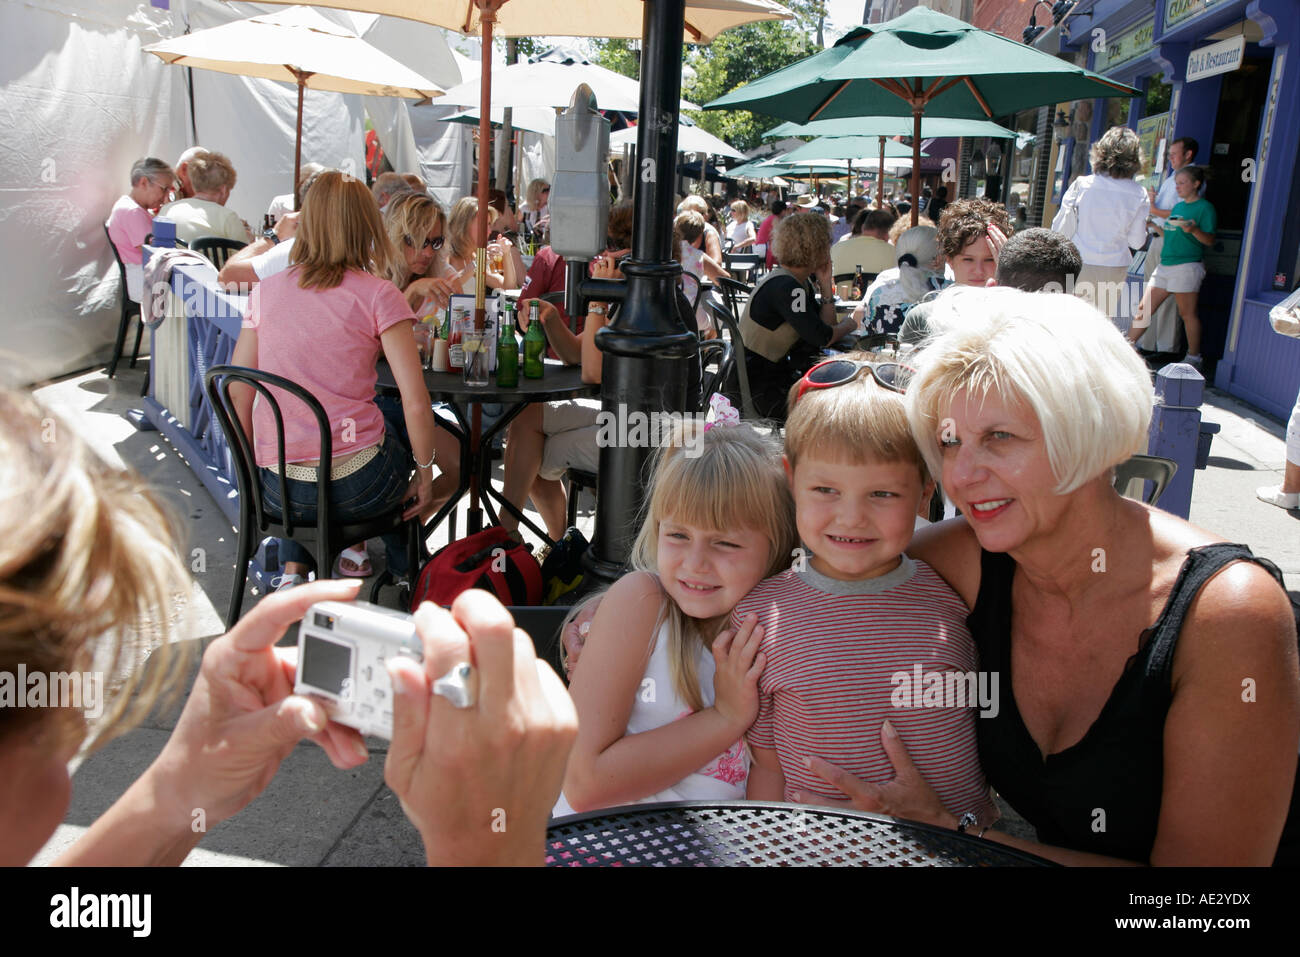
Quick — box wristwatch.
[262,228,280,246]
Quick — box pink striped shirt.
[738,558,995,821]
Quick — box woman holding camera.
[0,386,575,867]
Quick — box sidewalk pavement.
[28,362,1299,866]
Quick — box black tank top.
[968,543,1300,865]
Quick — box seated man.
[898,197,1011,345]
[158,151,250,246]
[107,157,174,302]
[831,208,898,279]
[173,146,205,200]
[372,171,413,212]
[994,227,1082,293]
[266,162,324,222]
[218,169,327,289]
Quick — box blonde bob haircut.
[629,420,797,712]
[0,387,192,754]
[785,360,929,483]
[383,190,448,287]
[290,170,396,290]
[905,287,1154,495]
[772,211,832,271]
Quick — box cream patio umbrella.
[250,0,792,558]
[144,5,444,208]
[250,0,792,302]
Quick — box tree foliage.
[590,1,829,154]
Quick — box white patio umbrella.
[143,5,444,206]
[248,0,791,44]
[609,122,743,159]
[445,105,559,137]
[434,53,700,113]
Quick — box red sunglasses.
[793,358,914,405]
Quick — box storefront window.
[1102,95,1130,135]
[1145,76,1172,116]
[1007,109,1039,224]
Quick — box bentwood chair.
[191,237,248,270]
[103,223,144,379]
[703,296,756,419]
[205,365,420,626]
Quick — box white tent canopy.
[0,0,473,384]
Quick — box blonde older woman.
[1053,126,1150,324]
[801,288,1300,866]
[158,150,251,245]
[738,210,857,420]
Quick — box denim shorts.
[259,428,414,576]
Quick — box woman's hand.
[147,580,371,831]
[985,224,1008,260]
[710,614,765,733]
[561,599,603,679]
[385,592,579,865]
[794,720,956,828]
[406,276,458,314]
[591,251,624,281]
[402,469,434,522]
[814,260,835,298]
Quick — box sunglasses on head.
[794,358,913,405]
[403,234,445,251]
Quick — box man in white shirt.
[1140,136,1199,352]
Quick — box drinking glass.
[462,330,490,386]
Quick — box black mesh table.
[546,801,1055,867]
[376,358,598,540]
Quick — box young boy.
[739,360,996,826]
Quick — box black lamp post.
[576,0,697,588]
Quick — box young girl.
[555,420,798,815]
[1128,165,1216,368]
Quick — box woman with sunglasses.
[738,211,858,421]
[384,191,459,314]
[799,288,1300,866]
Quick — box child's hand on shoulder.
[711,613,765,733]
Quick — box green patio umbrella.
[767,116,1019,203]
[766,116,1019,139]
[706,5,1137,224]
[781,134,926,204]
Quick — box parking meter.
[549,83,610,260]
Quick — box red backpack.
[409,527,542,610]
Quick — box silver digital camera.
[294,600,423,740]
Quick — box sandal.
[336,543,373,578]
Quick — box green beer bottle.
[523,300,546,379]
[496,303,519,388]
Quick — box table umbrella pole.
[877,136,885,206]
[911,90,922,227]
[292,71,309,211]
[580,0,697,590]
[468,1,501,526]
